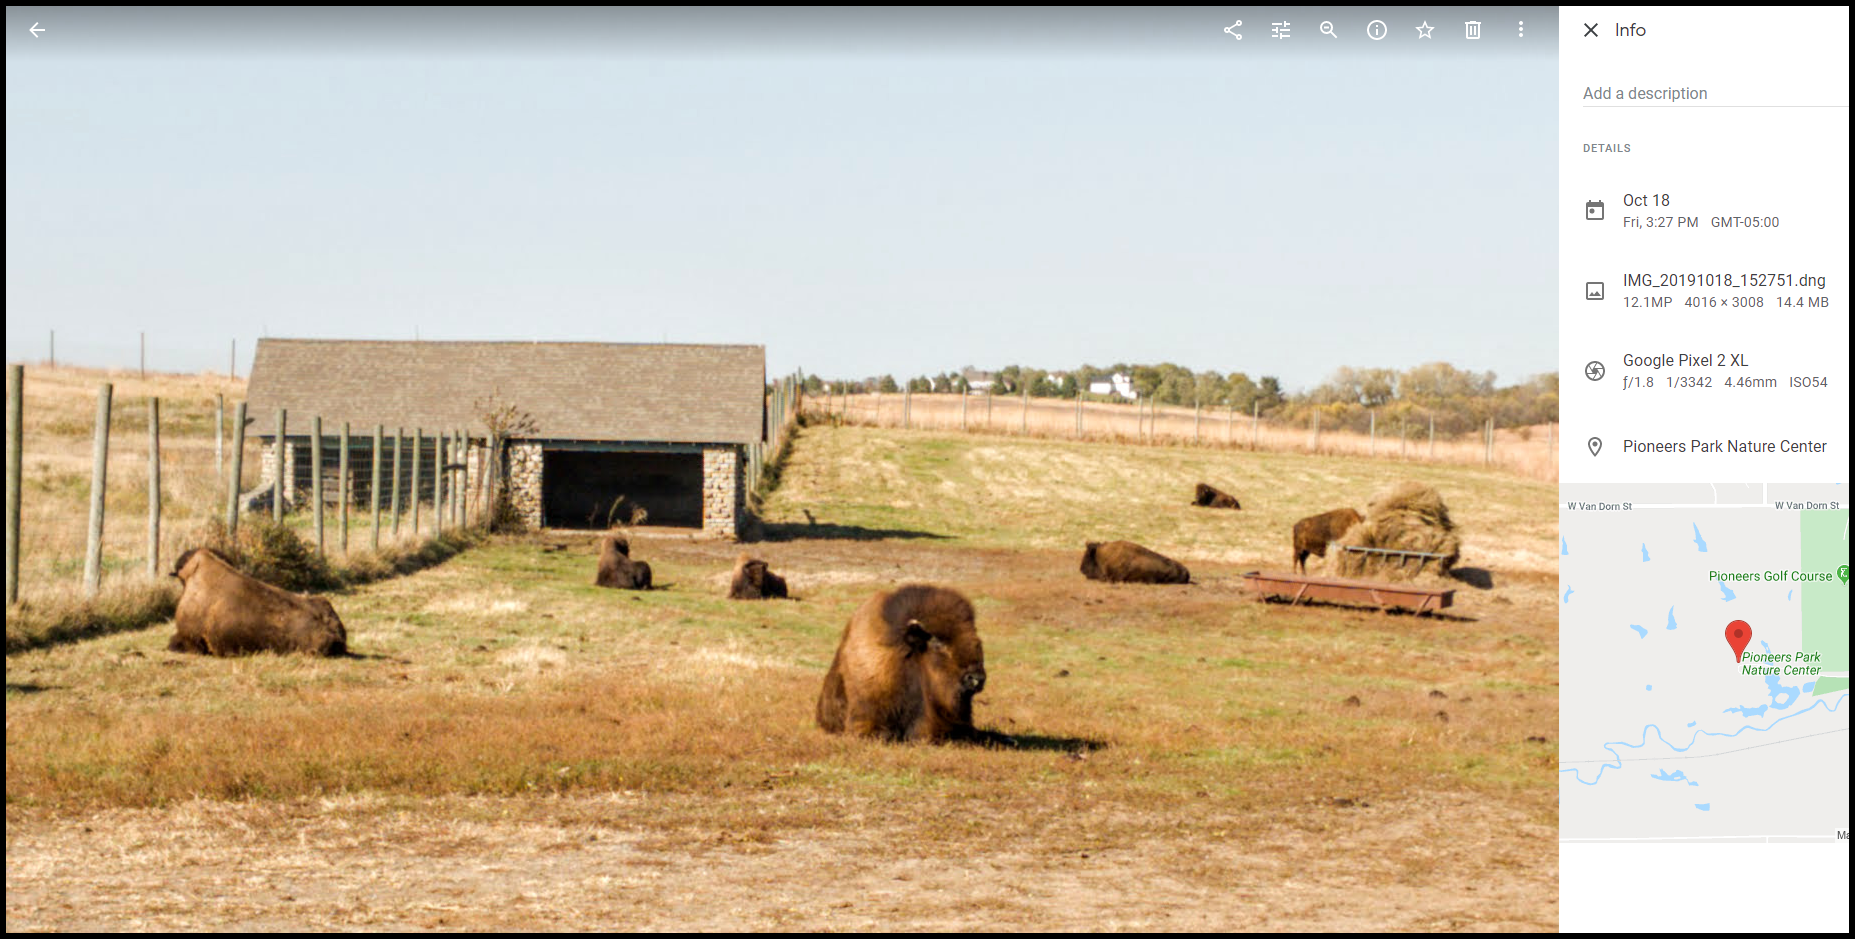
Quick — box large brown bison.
[1080,540,1190,584]
[816,585,986,743]
[594,534,652,590]
[166,547,347,656]
[1192,482,1242,509]
[1293,507,1364,574]
[727,554,788,600]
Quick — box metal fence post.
[1252,401,1259,449]
[215,393,224,489]
[1369,410,1376,456]
[1429,414,1436,458]
[6,365,24,606]
[391,428,403,537]
[83,382,112,596]
[312,416,324,554]
[147,398,161,578]
[225,401,247,539]
[433,432,446,534]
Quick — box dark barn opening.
[541,449,703,529]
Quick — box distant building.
[961,368,998,394]
[1089,372,1137,399]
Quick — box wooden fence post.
[83,382,112,597]
[1252,401,1259,449]
[6,365,23,606]
[454,430,465,528]
[1369,411,1376,456]
[1401,418,1408,459]
[147,398,161,578]
[215,393,225,489]
[1226,403,1233,443]
[273,408,287,522]
[1311,409,1320,452]
[371,425,383,550]
[339,422,351,553]
[391,428,403,537]
[433,433,446,534]
[1485,418,1494,466]
[1429,414,1436,458]
[1020,388,1028,435]
[225,401,247,539]
[410,428,422,534]
[960,390,968,431]
[312,416,324,554]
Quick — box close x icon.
[1583,22,1599,37]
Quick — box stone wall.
[259,438,299,506]
[701,446,745,538]
[507,442,544,529]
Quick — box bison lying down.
[166,547,347,656]
[1293,507,1364,574]
[816,585,987,743]
[595,534,652,590]
[728,554,788,600]
[1080,540,1190,584]
[1192,482,1242,509]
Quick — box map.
[1559,486,1848,843]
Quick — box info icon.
[1585,199,1604,220]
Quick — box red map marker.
[1724,620,1753,663]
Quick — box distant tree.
[907,376,932,393]
[878,375,900,394]
[1256,376,1286,412]
[1226,372,1258,411]
[802,373,824,394]
[1057,373,1079,398]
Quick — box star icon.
[1416,21,1435,38]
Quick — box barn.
[243,339,766,536]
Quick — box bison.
[594,534,652,590]
[816,585,987,743]
[166,547,347,656]
[1080,540,1190,584]
[1192,482,1242,509]
[727,554,789,600]
[1293,507,1364,574]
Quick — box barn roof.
[244,340,765,444]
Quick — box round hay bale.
[1334,482,1461,581]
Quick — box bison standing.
[727,554,788,600]
[1192,482,1242,509]
[166,547,347,656]
[594,534,652,590]
[816,585,987,743]
[1080,540,1191,584]
[1292,507,1364,574]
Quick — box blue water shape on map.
[1646,685,1653,691]
[1559,693,1848,786]
[1719,581,1736,601]
[1629,624,1647,638]
[1760,640,1771,653]
[1726,675,1801,717]
[1651,769,1689,782]
[1695,804,1710,811]
[1666,607,1678,630]
[1688,780,1699,786]
[1563,587,1574,604]
[1803,681,1815,693]
[1641,544,1651,562]
[1692,524,1708,552]
[1687,721,1696,727]
[1561,536,1569,556]
[1787,589,1793,601]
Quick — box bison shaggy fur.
[1080,540,1191,584]
[816,585,987,743]
[166,547,347,656]
[1192,482,1242,509]
[1292,507,1364,574]
[728,554,789,600]
[594,534,652,590]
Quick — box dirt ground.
[7,422,1558,931]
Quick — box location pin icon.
[1839,564,1850,585]
[1587,437,1602,456]
[1724,620,1752,663]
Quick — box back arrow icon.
[30,22,45,38]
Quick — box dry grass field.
[816,392,1560,482]
[7,378,1559,930]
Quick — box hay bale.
[1334,481,1461,581]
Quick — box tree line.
[798,361,1558,437]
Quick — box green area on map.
[1801,509,1848,696]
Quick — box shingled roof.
[244,340,765,444]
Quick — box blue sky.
[5,8,1556,390]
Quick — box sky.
[5,7,1557,391]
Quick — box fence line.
[811,392,1556,481]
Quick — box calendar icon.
[1585,200,1605,220]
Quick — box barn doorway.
[541,449,703,529]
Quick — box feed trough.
[1241,570,1455,614]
